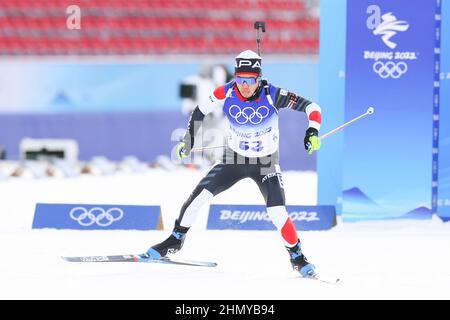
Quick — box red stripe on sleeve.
[213,86,226,100]
[309,111,322,124]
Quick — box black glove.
[177,132,193,159]
[304,127,319,151]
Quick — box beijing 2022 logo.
[364,5,417,80]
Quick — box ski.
[62,254,217,267]
[303,274,340,284]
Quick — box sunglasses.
[235,76,259,86]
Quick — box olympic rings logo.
[373,61,408,79]
[69,207,124,227]
[228,105,270,125]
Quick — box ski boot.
[143,221,189,260]
[286,240,316,278]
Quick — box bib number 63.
[239,140,263,152]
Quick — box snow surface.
[1,168,450,300]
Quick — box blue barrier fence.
[0,110,316,170]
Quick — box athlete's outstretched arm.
[178,106,206,158]
[273,87,321,130]
[272,86,322,153]
[178,86,227,158]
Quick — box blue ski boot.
[144,221,189,260]
[286,240,316,277]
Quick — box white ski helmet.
[235,50,262,75]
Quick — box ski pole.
[318,106,375,140]
[190,107,375,153]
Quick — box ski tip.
[317,276,341,284]
[196,261,218,267]
[61,256,76,262]
[139,255,218,267]
[300,273,340,284]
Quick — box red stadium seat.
[0,0,318,55]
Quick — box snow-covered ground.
[1,168,449,299]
